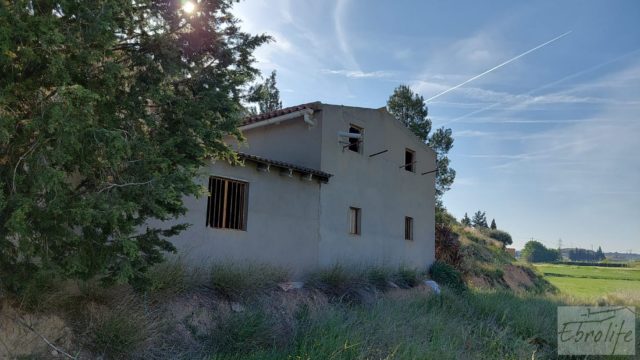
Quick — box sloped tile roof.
[237,152,332,183]
[241,102,321,126]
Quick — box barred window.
[206,177,248,230]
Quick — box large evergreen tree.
[247,70,282,114]
[461,213,472,227]
[490,219,497,230]
[387,85,455,204]
[471,211,488,228]
[0,0,269,289]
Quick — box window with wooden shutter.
[206,177,248,230]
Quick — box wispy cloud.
[334,0,360,71]
[321,69,393,79]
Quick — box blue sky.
[235,0,640,252]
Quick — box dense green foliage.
[429,260,465,292]
[568,247,606,261]
[521,241,561,263]
[485,229,513,246]
[0,0,268,289]
[461,212,471,226]
[471,210,488,228]
[247,70,282,114]
[386,85,455,203]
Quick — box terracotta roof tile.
[237,152,331,183]
[241,102,321,126]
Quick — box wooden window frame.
[206,176,249,231]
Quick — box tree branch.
[97,180,153,193]
[9,314,77,359]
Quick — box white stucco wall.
[317,105,436,271]
[232,114,323,169]
[165,160,322,276]
[163,103,436,277]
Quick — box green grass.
[210,288,572,360]
[543,276,640,300]
[535,263,640,281]
[534,263,640,301]
[210,262,290,300]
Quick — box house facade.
[167,102,437,276]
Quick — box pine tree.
[472,211,488,228]
[596,246,606,261]
[387,85,455,205]
[0,0,269,288]
[248,70,283,114]
[490,219,497,230]
[461,213,472,227]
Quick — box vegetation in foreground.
[3,259,638,360]
[2,210,636,359]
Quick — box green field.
[534,263,640,300]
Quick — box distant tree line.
[568,247,605,262]
[521,241,561,263]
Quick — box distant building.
[506,248,516,257]
[157,102,437,276]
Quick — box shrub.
[211,309,277,354]
[429,261,465,292]
[15,270,60,312]
[146,257,202,295]
[89,300,152,358]
[486,229,513,247]
[366,266,393,290]
[210,263,289,300]
[392,266,421,289]
[305,264,374,304]
[435,223,462,267]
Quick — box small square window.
[349,207,361,235]
[404,216,413,240]
[347,125,362,153]
[404,149,415,172]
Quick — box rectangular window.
[206,176,248,230]
[404,149,415,172]
[349,207,361,235]
[404,216,413,240]
[348,125,363,153]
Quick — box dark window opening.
[348,125,362,153]
[404,149,415,172]
[206,176,248,230]
[349,207,361,235]
[405,216,413,240]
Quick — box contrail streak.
[425,31,572,102]
[438,47,640,126]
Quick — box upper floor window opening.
[347,124,363,153]
[404,149,415,172]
